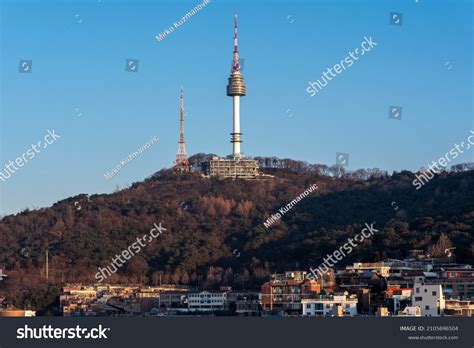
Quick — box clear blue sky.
[0,0,473,215]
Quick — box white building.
[301,293,358,316]
[187,291,227,311]
[397,306,421,316]
[412,280,445,317]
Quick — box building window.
[424,289,427,293]
[416,288,419,293]
[306,304,312,309]
[425,305,430,310]
[415,297,422,301]
[432,291,436,296]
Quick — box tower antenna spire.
[232,12,240,72]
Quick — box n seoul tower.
[226,13,246,159]
[207,14,258,179]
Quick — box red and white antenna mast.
[175,86,189,169]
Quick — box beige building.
[444,299,474,316]
[208,156,259,179]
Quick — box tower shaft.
[233,96,241,155]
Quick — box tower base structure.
[207,155,259,179]
[174,159,190,173]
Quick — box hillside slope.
[0,166,473,307]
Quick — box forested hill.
[1,159,473,302]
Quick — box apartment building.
[301,292,358,316]
[444,299,474,316]
[434,268,474,298]
[187,291,228,311]
[345,262,391,277]
[261,271,320,314]
[412,280,445,317]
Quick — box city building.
[338,269,387,293]
[235,299,262,316]
[60,285,98,317]
[187,291,228,311]
[345,262,391,277]
[430,267,474,298]
[412,280,445,317]
[52,255,474,317]
[261,271,320,315]
[444,299,474,316]
[208,156,259,179]
[384,287,413,315]
[397,306,421,317]
[301,292,358,316]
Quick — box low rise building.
[345,262,391,278]
[187,291,228,311]
[301,292,358,317]
[432,267,474,298]
[444,299,474,316]
[235,299,261,316]
[397,306,421,316]
[207,156,259,179]
[261,271,320,315]
[384,287,413,314]
[412,281,444,317]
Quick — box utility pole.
[45,249,49,280]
